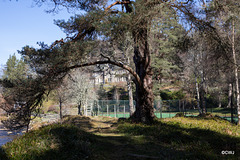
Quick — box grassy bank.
[0,116,239,160]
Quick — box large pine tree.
[17,0,216,124]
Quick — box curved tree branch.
[50,1,133,48]
[105,1,133,12]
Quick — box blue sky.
[0,0,74,67]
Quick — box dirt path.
[62,116,163,160]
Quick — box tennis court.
[100,112,177,118]
[85,100,238,123]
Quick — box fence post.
[179,100,181,112]
[160,100,162,118]
[124,105,126,118]
[97,104,100,116]
[117,104,118,118]
[117,103,119,118]
[169,103,170,118]
[102,100,103,116]
[183,100,185,115]
[107,104,109,117]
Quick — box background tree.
[0,54,28,115]
[204,0,240,122]
[110,33,135,115]
[0,53,53,131]
[67,69,98,115]
[54,79,69,122]
[149,7,185,99]
[0,76,45,131]
[2,54,28,81]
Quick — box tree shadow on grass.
[0,147,8,160]
[117,120,240,160]
[212,108,234,114]
[0,123,95,160]
[0,116,239,160]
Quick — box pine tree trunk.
[132,73,155,123]
[130,23,155,124]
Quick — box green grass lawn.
[185,108,237,116]
[0,115,239,160]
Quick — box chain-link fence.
[90,100,135,118]
[81,100,238,123]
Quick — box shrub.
[160,89,185,100]
[174,112,184,117]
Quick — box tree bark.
[130,21,155,123]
